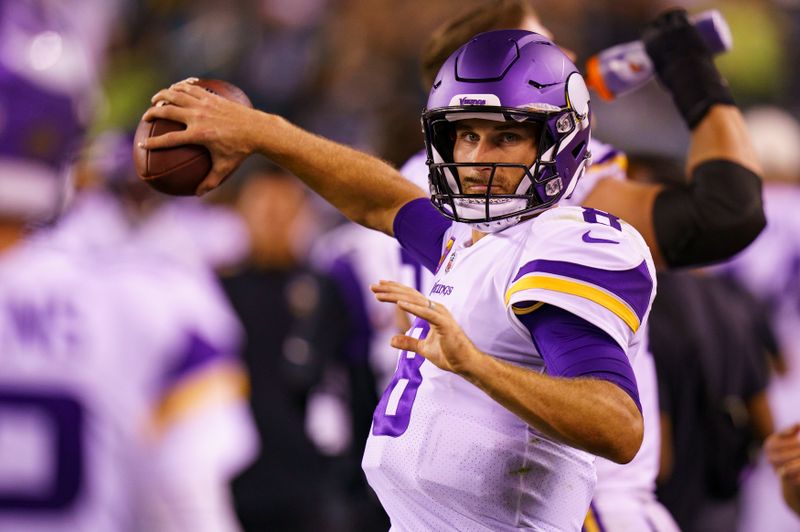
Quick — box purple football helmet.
[423,30,592,232]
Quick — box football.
[133,79,252,196]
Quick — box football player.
[144,29,652,529]
[141,15,761,532]
[316,2,765,529]
[0,7,256,531]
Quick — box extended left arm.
[372,281,643,464]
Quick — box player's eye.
[498,132,522,144]
[457,130,480,143]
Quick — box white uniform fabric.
[48,191,250,272]
[362,205,656,531]
[719,184,800,532]
[0,238,255,532]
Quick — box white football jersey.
[0,239,251,532]
[363,205,656,531]
[402,143,667,518]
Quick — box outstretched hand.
[370,280,483,376]
[139,78,261,195]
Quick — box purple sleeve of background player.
[518,305,641,412]
[392,198,452,274]
[159,331,235,394]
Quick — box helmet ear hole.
[571,141,587,159]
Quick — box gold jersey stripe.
[505,275,640,332]
[151,362,250,434]
[511,300,545,316]
[582,506,603,532]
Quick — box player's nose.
[468,138,499,163]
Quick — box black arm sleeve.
[653,159,766,268]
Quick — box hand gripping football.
[133,79,252,196]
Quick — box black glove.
[643,9,735,129]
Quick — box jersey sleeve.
[505,207,656,351]
[393,198,453,273]
[148,268,249,432]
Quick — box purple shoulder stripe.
[393,198,452,274]
[160,332,231,392]
[513,259,652,323]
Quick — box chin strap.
[471,215,523,234]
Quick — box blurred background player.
[717,106,800,531]
[0,3,257,531]
[626,153,775,531]
[215,160,373,531]
[48,128,251,272]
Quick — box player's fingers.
[170,76,199,88]
[138,130,193,150]
[372,287,429,308]
[766,433,800,455]
[390,334,422,354]
[371,279,415,292]
[777,457,800,481]
[142,103,191,124]
[150,87,199,108]
[371,280,426,302]
[780,423,800,437]
[173,81,220,101]
[397,299,444,325]
[196,164,234,196]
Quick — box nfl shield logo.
[444,252,457,273]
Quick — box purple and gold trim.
[505,259,652,332]
[435,237,456,273]
[582,503,607,532]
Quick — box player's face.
[452,119,539,194]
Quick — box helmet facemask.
[423,104,589,232]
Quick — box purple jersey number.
[582,207,623,231]
[0,388,84,511]
[371,318,430,437]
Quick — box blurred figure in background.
[0,3,257,531]
[50,128,251,273]
[627,153,775,532]
[720,106,800,531]
[220,161,361,531]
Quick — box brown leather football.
[133,79,252,196]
